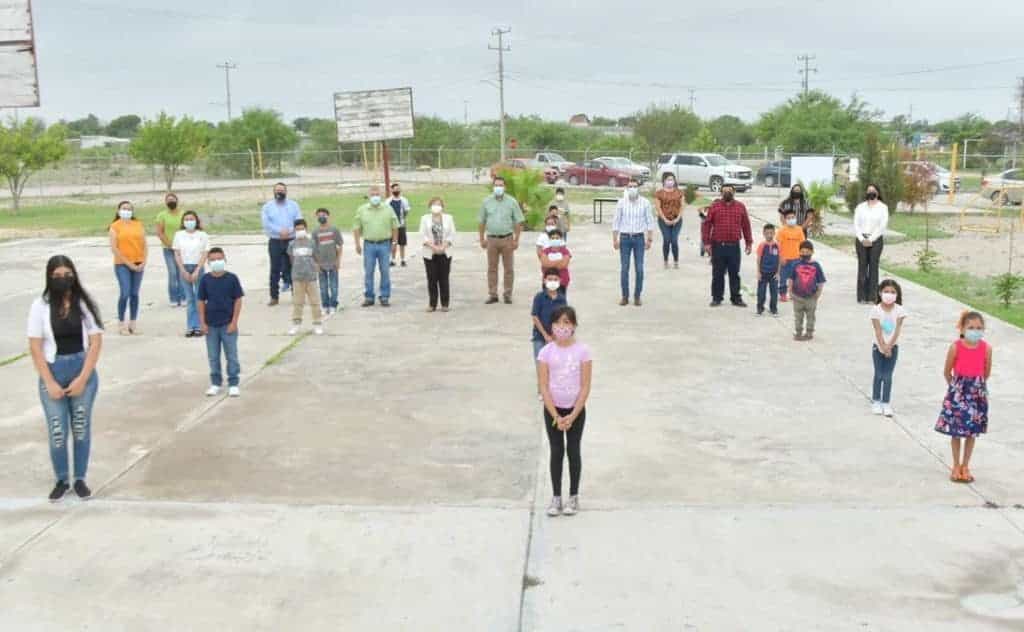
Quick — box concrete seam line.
[1,331,316,567]
[517,424,547,632]
[0,351,28,367]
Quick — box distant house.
[568,114,591,128]
[78,135,131,150]
[912,132,941,149]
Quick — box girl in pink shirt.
[537,306,592,517]
[935,311,993,483]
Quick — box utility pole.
[797,54,817,96]
[216,61,238,120]
[464,100,469,126]
[489,27,511,161]
[688,88,696,112]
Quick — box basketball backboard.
[333,87,414,143]
[0,0,39,107]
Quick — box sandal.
[961,467,975,483]
[950,466,962,482]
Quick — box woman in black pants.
[537,306,593,517]
[419,197,456,312]
[853,183,890,304]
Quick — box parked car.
[490,159,559,184]
[756,160,791,187]
[564,160,636,187]
[981,168,1024,205]
[928,163,960,193]
[532,152,575,174]
[594,156,650,182]
[656,152,753,192]
[900,161,961,195]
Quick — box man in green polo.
[478,175,524,304]
[353,185,399,307]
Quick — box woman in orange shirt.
[109,200,148,335]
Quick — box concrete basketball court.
[1,194,1023,631]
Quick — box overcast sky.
[26,0,1024,128]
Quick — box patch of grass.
[883,261,1024,329]
[263,332,310,368]
[830,209,954,242]
[0,184,635,237]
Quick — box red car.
[490,159,559,184]
[564,159,635,187]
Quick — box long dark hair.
[181,210,202,230]
[876,278,903,305]
[111,200,136,224]
[44,255,103,327]
[864,183,884,203]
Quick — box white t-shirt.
[870,303,907,345]
[172,229,210,265]
[536,233,551,249]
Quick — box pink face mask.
[552,325,574,340]
[881,292,897,305]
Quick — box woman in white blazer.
[852,183,890,304]
[26,255,104,502]
[419,197,457,312]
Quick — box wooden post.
[948,142,958,206]
[382,141,391,192]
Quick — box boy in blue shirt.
[198,247,245,396]
[785,240,826,341]
[756,223,781,316]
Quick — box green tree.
[210,108,299,174]
[878,143,905,214]
[707,115,753,147]
[130,112,208,191]
[299,118,340,166]
[692,127,721,152]
[292,117,316,133]
[755,91,879,153]
[0,119,68,212]
[845,129,882,211]
[634,105,702,155]
[63,114,103,137]
[105,114,142,138]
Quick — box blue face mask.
[183,219,197,230]
[549,239,564,248]
[964,330,984,343]
[209,259,226,273]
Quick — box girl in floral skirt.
[935,311,993,483]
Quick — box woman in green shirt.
[155,192,185,307]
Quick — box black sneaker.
[400,260,407,267]
[756,309,764,316]
[389,261,396,267]
[48,480,70,501]
[379,298,390,307]
[185,330,194,338]
[709,300,723,307]
[73,480,91,499]
[361,299,375,307]
[193,329,204,337]
[732,300,748,308]
[485,296,499,304]
[503,296,513,304]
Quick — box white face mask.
[545,280,561,292]
[545,225,557,233]
[786,218,797,226]
[627,186,639,199]
[118,208,133,220]
[880,292,897,305]
[431,205,444,214]
[555,194,565,202]
[493,185,505,197]
[295,229,308,239]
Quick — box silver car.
[981,168,1024,205]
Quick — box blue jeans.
[206,325,240,387]
[619,233,646,299]
[658,218,681,263]
[363,241,392,300]
[757,272,778,313]
[319,268,339,309]
[779,259,797,297]
[114,263,144,321]
[163,247,185,304]
[182,264,203,331]
[872,344,899,403]
[38,351,97,482]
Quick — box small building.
[79,135,131,149]
[568,114,591,128]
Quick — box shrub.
[684,184,698,204]
[993,273,1023,307]
[496,167,550,230]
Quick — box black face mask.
[866,191,878,201]
[791,191,801,199]
[800,254,812,261]
[166,201,178,210]
[50,276,74,295]
[275,192,286,201]
[317,216,328,225]
[392,191,400,197]
[722,193,734,202]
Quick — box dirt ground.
[883,216,1023,277]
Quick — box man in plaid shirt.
[701,184,753,307]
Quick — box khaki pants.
[792,294,818,335]
[292,279,322,324]
[486,235,515,299]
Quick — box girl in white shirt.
[870,279,906,417]
[853,183,889,304]
[172,210,210,337]
[27,255,104,501]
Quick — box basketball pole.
[382,141,391,192]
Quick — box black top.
[51,302,84,356]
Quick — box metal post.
[948,142,958,205]
[489,28,511,161]
[382,141,391,192]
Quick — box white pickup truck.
[532,152,575,174]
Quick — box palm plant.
[496,167,551,230]
[804,180,840,238]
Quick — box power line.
[797,54,817,95]
[215,61,237,120]
[488,27,510,161]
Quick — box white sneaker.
[314,326,324,335]
[228,386,240,397]
[287,325,299,335]
[205,385,220,397]
[871,401,883,415]
[169,301,180,308]
[546,496,562,517]
[883,404,894,417]
[562,495,579,516]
